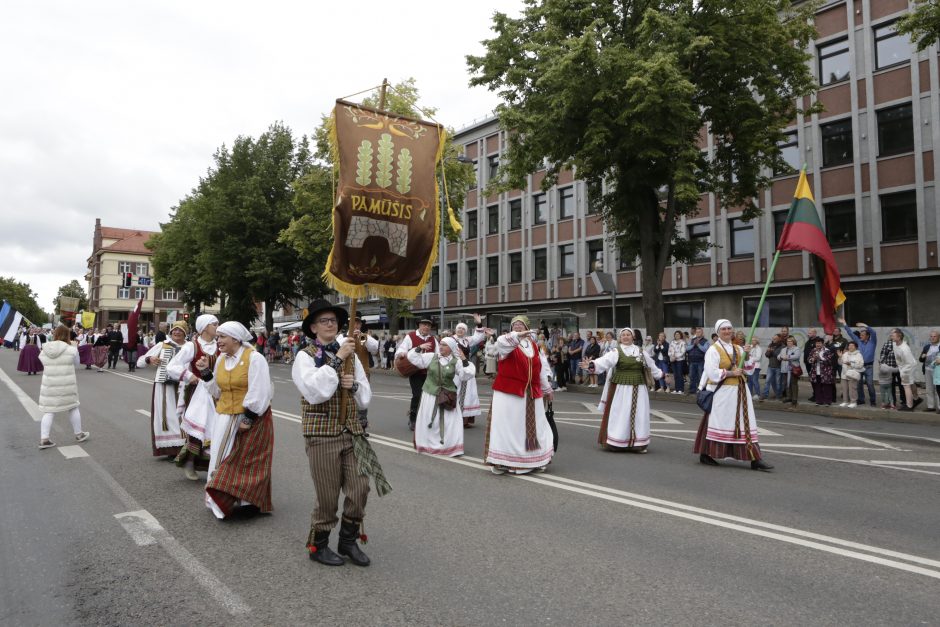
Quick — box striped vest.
[299,346,361,437]
[609,348,645,386]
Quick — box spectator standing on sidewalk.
[686,327,708,396]
[840,318,877,407]
[803,328,818,402]
[761,334,784,401]
[839,341,864,407]
[878,337,901,409]
[921,331,940,412]
[745,337,762,399]
[892,329,920,412]
[668,330,687,394]
[779,335,801,405]
[808,337,836,406]
[652,332,669,392]
[829,329,848,380]
[567,332,584,385]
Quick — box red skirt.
[692,412,762,461]
[17,344,42,373]
[206,408,274,516]
[78,344,94,365]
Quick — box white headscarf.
[618,327,634,343]
[714,319,732,335]
[455,322,468,334]
[439,336,459,357]
[195,314,219,334]
[216,321,253,347]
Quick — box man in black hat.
[106,324,124,369]
[291,299,391,567]
[337,314,380,429]
[394,317,438,430]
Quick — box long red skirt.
[206,408,274,517]
[692,412,763,461]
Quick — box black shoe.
[699,453,719,466]
[897,405,913,412]
[913,397,923,407]
[408,419,415,431]
[751,459,774,471]
[337,519,370,567]
[309,531,343,566]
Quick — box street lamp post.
[439,155,474,332]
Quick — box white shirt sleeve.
[496,333,521,358]
[292,349,339,405]
[136,342,163,369]
[395,334,414,357]
[589,347,620,375]
[457,359,476,382]
[407,349,434,369]
[365,334,380,356]
[243,350,273,414]
[167,342,195,384]
[643,351,664,379]
[466,327,486,349]
[703,343,728,386]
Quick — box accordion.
[155,345,177,383]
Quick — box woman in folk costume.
[166,314,219,481]
[76,329,94,370]
[484,315,555,475]
[407,335,476,457]
[18,327,45,375]
[452,314,487,426]
[581,327,663,453]
[693,320,774,471]
[136,321,188,458]
[201,321,274,519]
[92,329,110,372]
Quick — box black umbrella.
[545,400,558,452]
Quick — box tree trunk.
[385,298,401,335]
[264,299,274,334]
[637,188,666,338]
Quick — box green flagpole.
[737,163,806,368]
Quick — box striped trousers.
[305,432,370,532]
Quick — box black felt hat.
[302,299,348,339]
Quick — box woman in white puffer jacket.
[37,325,89,449]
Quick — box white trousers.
[926,368,938,410]
[41,408,82,440]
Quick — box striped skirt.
[206,408,274,518]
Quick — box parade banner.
[81,311,96,329]
[324,99,445,300]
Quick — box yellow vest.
[215,351,251,414]
[710,341,742,387]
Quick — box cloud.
[0,0,519,310]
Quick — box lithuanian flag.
[776,169,846,334]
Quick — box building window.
[818,38,850,86]
[118,286,130,299]
[586,239,604,272]
[664,302,704,327]
[509,252,522,283]
[133,287,148,300]
[162,288,178,301]
[466,260,477,289]
[487,256,500,286]
[118,261,132,274]
[487,155,499,181]
[596,305,631,330]
[135,262,149,276]
[487,204,499,235]
[824,200,856,247]
[448,262,458,291]
[559,186,575,219]
[844,288,907,326]
[729,218,754,258]
[469,159,478,190]
[558,244,574,276]
[430,266,439,292]
[775,132,800,176]
[880,190,918,242]
[618,245,636,270]
[877,103,914,157]
[533,248,547,280]
[466,210,478,239]
[743,295,793,327]
[533,194,547,224]
[772,210,789,248]
[688,223,710,262]
[509,199,522,230]
[821,119,853,167]
[874,21,912,70]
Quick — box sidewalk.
[362,364,940,427]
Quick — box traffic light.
[183,312,190,322]
[123,272,133,288]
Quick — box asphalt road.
[2,350,939,626]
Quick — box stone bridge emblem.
[345,216,409,258]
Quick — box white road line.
[868,461,940,467]
[2,371,251,616]
[650,409,683,424]
[0,366,41,421]
[757,444,886,450]
[136,409,150,417]
[104,369,153,384]
[58,445,89,459]
[115,510,161,546]
[579,402,602,415]
[813,427,903,451]
[356,431,940,580]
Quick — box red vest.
[409,331,437,375]
[493,344,543,399]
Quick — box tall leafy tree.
[468,0,820,335]
[0,276,48,325]
[285,77,474,334]
[896,0,940,51]
[54,280,88,316]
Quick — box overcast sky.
[0,1,520,314]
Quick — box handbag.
[790,365,803,378]
[435,361,457,410]
[844,367,860,381]
[696,387,714,413]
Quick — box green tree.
[0,276,48,325]
[467,0,820,335]
[54,280,89,316]
[293,77,474,335]
[149,122,314,330]
[896,0,940,52]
